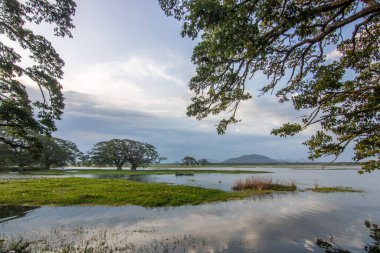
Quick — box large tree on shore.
[90,139,160,170]
[37,136,82,170]
[0,0,76,150]
[0,133,82,170]
[159,0,380,173]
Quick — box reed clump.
[232,176,297,191]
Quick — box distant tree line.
[181,156,209,166]
[0,134,161,171]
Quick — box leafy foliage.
[90,139,160,170]
[0,0,76,149]
[160,0,380,172]
[36,135,82,169]
[0,142,32,170]
[0,133,82,170]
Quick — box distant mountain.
[223,154,279,164]
[205,159,221,163]
[277,158,311,163]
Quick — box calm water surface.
[0,166,379,252]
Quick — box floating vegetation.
[175,172,194,176]
[306,186,363,193]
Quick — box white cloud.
[62,51,192,117]
[326,48,342,60]
[225,96,302,136]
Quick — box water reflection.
[317,221,380,253]
[127,173,258,191]
[93,174,130,179]
[0,205,37,223]
[120,168,374,191]
[0,191,378,253]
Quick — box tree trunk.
[116,164,122,171]
[130,163,137,171]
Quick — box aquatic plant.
[232,177,297,191]
[307,186,363,193]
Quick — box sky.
[26,0,354,163]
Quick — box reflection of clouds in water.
[303,239,316,252]
[2,195,344,252]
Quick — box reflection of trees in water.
[245,191,298,201]
[0,205,38,223]
[317,221,379,253]
[94,174,129,179]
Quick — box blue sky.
[26,0,353,162]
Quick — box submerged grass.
[0,178,258,207]
[306,186,363,193]
[232,176,297,191]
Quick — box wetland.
[0,165,379,253]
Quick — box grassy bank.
[0,178,273,207]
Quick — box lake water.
[0,166,379,252]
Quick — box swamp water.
[0,167,379,253]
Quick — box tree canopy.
[181,156,198,166]
[0,0,76,150]
[90,139,160,170]
[159,0,380,173]
[37,136,82,170]
[0,134,82,170]
[198,158,210,166]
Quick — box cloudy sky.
[29,0,353,162]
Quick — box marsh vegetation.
[232,176,297,191]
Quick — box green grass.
[0,178,271,207]
[306,186,363,193]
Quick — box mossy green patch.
[0,178,257,207]
[306,186,363,193]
